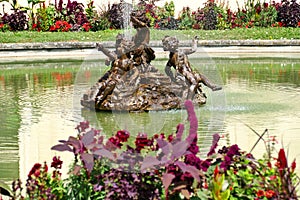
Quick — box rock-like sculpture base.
[81,65,206,112]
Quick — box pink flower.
[269,175,277,180]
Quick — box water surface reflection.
[0,57,299,184]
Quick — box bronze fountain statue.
[81,9,221,112]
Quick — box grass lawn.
[0,27,300,43]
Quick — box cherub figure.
[162,35,222,99]
[96,33,133,66]
[82,55,139,108]
[83,35,139,108]
[130,9,155,67]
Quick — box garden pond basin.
[0,55,299,186]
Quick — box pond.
[0,56,299,184]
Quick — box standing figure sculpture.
[129,9,156,71]
[162,35,222,99]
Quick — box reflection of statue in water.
[162,35,222,99]
[81,8,219,112]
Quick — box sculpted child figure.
[97,9,155,70]
[83,35,139,108]
[162,35,222,99]
[129,9,157,73]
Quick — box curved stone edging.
[1,40,300,61]
[1,39,300,51]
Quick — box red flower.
[187,144,199,155]
[32,23,37,29]
[167,134,174,142]
[185,154,201,167]
[0,23,4,29]
[255,5,262,14]
[107,137,121,150]
[82,22,91,32]
[291,159,296,172]
[213,165,219,180]
[51,156,63,169]
[256,190,265,198]
[43,162,48,172]
[50,25,56,31]
[298,21,300,27]
[135,133,153,152]
[28,163,42,177]
[277,148,288,169]
[265,190,275,198]
[278,22,284,27]
[51,20,72,32]
[203,181,208,189]
[116,130,129,142]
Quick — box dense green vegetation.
[1,27,300,43]
[1,0,300,42]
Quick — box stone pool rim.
[1,39,300,61]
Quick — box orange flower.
[265,190,275,198]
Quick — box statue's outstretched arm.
[182,36,199,55]
[131,15,148,28]
[96,43,117,61]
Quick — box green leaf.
[195,189,210,200]
[0,180,13,197]
[220,189,230,200]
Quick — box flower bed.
[1,100,298,200]
[1,0,300,32]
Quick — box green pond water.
[0,56,299,184]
